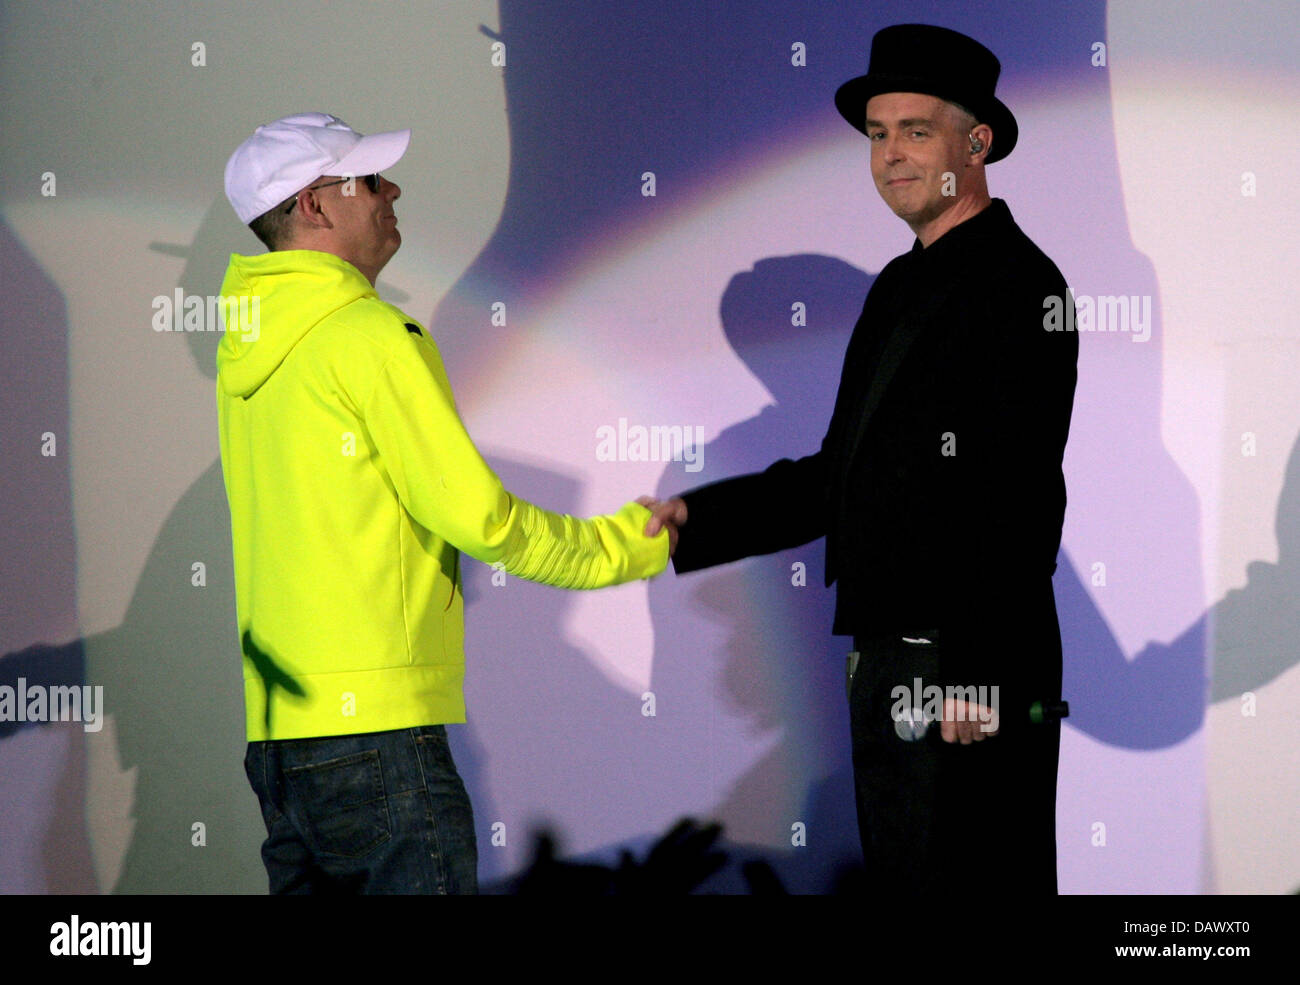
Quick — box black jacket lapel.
[840,311,925,475]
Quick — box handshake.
[635,495,688,558]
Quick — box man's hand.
[636,495,687,557]
[939,697,1000,744]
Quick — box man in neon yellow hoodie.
[218,112,670,894]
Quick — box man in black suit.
[642,24,1078,894]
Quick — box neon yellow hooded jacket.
[216,250,667,741]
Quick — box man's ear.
[295,189,335,229]
[968,122,994,163]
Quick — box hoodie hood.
[216,250,376,397]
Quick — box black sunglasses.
[285,173,382,214]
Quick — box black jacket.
[673,199,1078,693]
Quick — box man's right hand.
[636,496,687,557]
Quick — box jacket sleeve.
[968,265,1078,587]
[671,450,829,573]
[939,261,1078,704]
[360,330,668,588]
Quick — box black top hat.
[834,23,1018,163]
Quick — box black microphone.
[1028,699,1069,724]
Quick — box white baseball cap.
[224,112,411,223]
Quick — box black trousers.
[849,632,1060,896]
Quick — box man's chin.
[883,198,946,227]
[885,201,924,223]
[374,243,400,276]
[879,188,919,214]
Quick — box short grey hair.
[946,100,979,134]
[247,193,299,251]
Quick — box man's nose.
[383,176,401,201]
[881,134,905,165]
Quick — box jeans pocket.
[284,749,392,859]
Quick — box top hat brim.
[834,74,1017,163]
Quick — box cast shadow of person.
[0,215,95,892]
[2,199,271,892]
[69,198,282,892]
[1206,431,1300,702]
[647,254,873,892]
[453,455,703,891]
[1053,428,1300,745]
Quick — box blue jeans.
[244,724,478,894]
